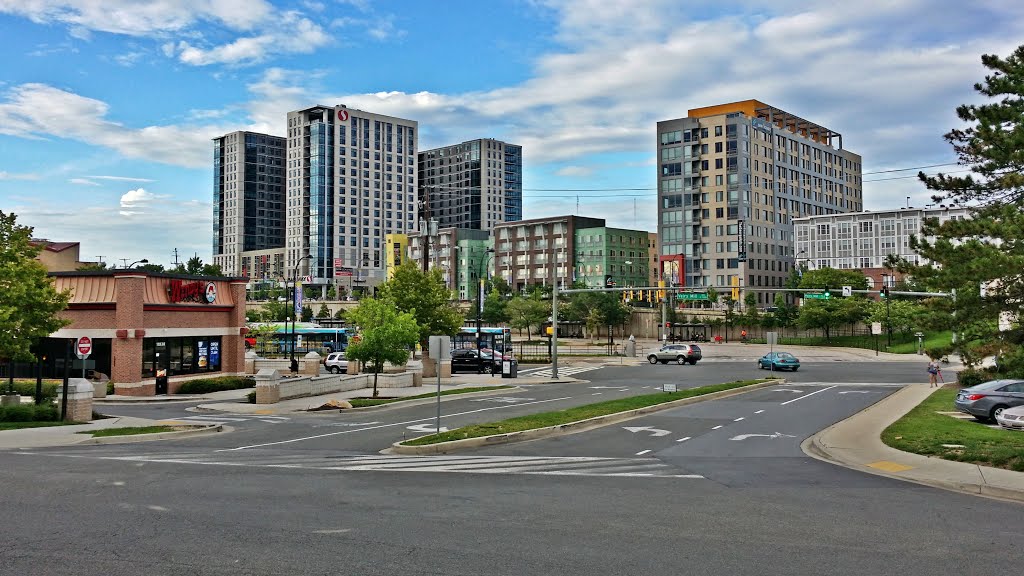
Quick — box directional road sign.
[677,292,709,301]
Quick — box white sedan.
[996,405,1024,431]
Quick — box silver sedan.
[996,404,1024,431]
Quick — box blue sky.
[1,0,1022,267]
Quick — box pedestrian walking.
[927,358,941,387]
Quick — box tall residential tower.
[656,100,862,306]
[212,131,286,276]
[418,138,523,230]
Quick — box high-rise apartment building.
[418,138,522,230]
[212,131,286,276]
[657,100,862,306]
[285,105,418,290]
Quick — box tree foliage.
[481,288,511,324]
[795,268,872,340]
[378,263,463,346]
[0,211,72,362]
[344,297,420,397]
[506,291,550,338]
[911,45,1024,374]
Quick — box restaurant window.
[142,337,222,378]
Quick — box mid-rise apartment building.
[793,206,971,274]
[285,105,418,291]
[574,227,652,289]
[418,138,523,230]
[212,131,286,276]
[492,215,603,293]
[657,100,862,305]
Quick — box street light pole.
[882,274,892,348]
[290,254,312,373]
[476,248,495,351]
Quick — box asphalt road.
[4,360,1021,575]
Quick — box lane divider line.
[781,385,838,405]
[711,425,723,430]
[676,437,691,443]
[636,450,652,456]
[754,410,765,414]
[734,417,745,422]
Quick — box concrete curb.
[388,378,785,455]
[800,386,1024,504]
[78,424,225,445]
[95,396,205,404]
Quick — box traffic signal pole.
[551,284,559,379]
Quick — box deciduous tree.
[344,297,419,397]
[0,211,71,364]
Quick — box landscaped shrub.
[956,369,990,388]
[246,391,256,404]
[176,376,256,395]
[0,404,60,422]
[4,381,60,401]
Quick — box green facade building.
[574,227,651,289]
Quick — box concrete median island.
[392,377,783,454]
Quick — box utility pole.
[172,248,181,267]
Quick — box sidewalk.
[0,416,166,449]
[96,388,252,404]
[803,384,1024,503]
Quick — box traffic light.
[731,276,740,300]
[657,280,665,300]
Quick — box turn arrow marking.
[729,432,797,441]
[407,423,449,433]
[623,426,671,437]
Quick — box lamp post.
[128,258,149,269]
[290,253,312,373]
[881,273,892,348]
[476,248,496,351]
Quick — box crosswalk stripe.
[28,451,701,479]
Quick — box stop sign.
[76,336,92,358]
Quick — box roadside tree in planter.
[344,297,420,398]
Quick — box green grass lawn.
[748,330,952,354]
[402,378,778,446]
[881,387,1024,472]
[79,426,177,437]
[0,421,74,431]
[349,386,514,408]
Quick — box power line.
[861,162,958,175]
[863,169,973,183]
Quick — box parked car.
[451,348,516,374]
[996,404,1024,431]
[954,379,1024,422]
[758,352,800,371]
[322,352,348,374]
[647,344,702,365]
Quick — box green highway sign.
[804,292,831,300]
[677,292,710,301]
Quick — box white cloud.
[114,51,145,66]
[86,175,156,182]
[0,171,40,180]
[0,83,230,167]
[69,178,100,186]
[553,166,595,178]
[168,11,330,66]
[119,187,170,216]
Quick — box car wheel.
[791,366,798,372]
[329,366,339,374]
[676,356,686,365]
[648,355,658,364]
[687,359,698,365]
[757,361,763,369]
[991,405,1009,421]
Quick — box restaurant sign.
[169,280,218,304]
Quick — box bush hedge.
[0,404,60,422]
[3,381,61,400]
[956,369,991,388]
[176,376,256,395]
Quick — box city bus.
[452,326,513,354]
[246,322,350,355]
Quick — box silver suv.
[322,352,349,374]
[647,344,702,365]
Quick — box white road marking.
[635,450,652,456]
[622,426,671,437]
[781,385,838,405]
[313,529,352,534]
[729,432,797,441]
[838,390,879,394]
[772,389,804,393]
[469,396,535,403]
[711,425,723,430]
[754,410,765,414]
[676,437,691,442]
[407,423,448,433]
[147,505,168,512]
[734,417,745,422]
[221,396,574,451]
[592,392,603,395]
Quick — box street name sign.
[676,292,709,301]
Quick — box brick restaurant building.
[40,271,248,396]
